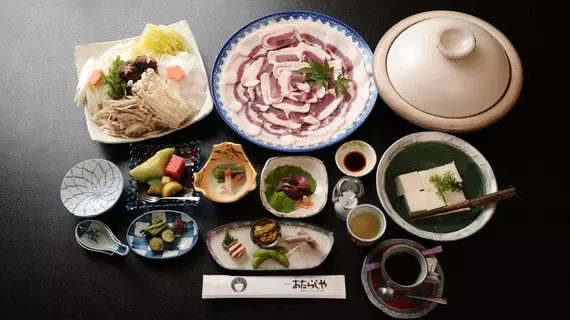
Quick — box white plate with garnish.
[206,220,334,271]
[260,156,328,219]
[74,21,213,143]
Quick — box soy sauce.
[343,151,366,172]
[384,253,421,286]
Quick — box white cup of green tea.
[346,204,386,246]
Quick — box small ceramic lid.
[387,17,510,118]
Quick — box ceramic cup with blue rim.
[346,204,386,246]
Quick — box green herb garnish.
[296,59,352,94]
[429,170,463,198]
[102,56,127,100]
[297,59,333,89]
[334,74,350,95]
[221,231,236,251]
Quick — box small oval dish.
[61,159,123,217]
[260,156,328,219]
[75,220,129,256]
[194,142,257,203]
[335,140,377,177]
[206,220,334,271]
[250,218,282,248]
[126,210,198,259]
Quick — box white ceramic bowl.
[61,159,123,217]
[335,140,377,177]
[260,156,328,219]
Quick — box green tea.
[350,213,380,239]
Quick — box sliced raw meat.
[309,93,344,120]
[260,25,297,50]
[237,103,263,136]
[296,42,330,64]
[223,53,253,84]
[268,47,299,64]
[272,98,310,113]
[297,23,327,50]
[259,60,274,75]
[288,91,317,103]
[225,83,248,112]
[241,58,266,87]
[246,86,256,101]
[246,102,264,126]
[312,85,326,99]
[329,59,343,80]
[260,73,283,105]
[325,32,364,79]
[278,69,295,96]
[236,33,267,59]
[263,122,289,136]
[262,107,301,129]
[296,82,311,93]
[256,104,270,112]
[289,112,320,125]
[273,61,309,78]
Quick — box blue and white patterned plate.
[126,210,199,259]
[211,11,378,152]
[60,159,123,217]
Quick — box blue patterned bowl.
[60,159,123,217]
[211,11,378,152]
[126,210,199,259]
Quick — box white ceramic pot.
[374,11,523,132]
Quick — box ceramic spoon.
[75,220,129,256]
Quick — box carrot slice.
[89,69,103,86]
[167,65,185,81]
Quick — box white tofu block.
[423,189,447,211]
[418,162,463,190]
[442,189,467,205]
[395,171,423,196]
[403,189,426,216]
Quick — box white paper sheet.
[202,275,346,299]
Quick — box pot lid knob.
[436,27,476,59]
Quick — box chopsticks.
[412,187,517,220]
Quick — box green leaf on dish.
[264,165,317,213]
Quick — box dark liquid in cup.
[344,151,366,172]
[385,253,421,286]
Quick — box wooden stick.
[413,187,517,219]
[413,207,471,220]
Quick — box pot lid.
[386,17,510,118]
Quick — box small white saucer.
[335,141,377,177]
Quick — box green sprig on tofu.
[429,170,463,198]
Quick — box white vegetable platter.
[211,11,378,152]
[74,21,213,144]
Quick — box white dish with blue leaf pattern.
[211,11,378,152]
[61,159,123,217]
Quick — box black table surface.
[1,0,564,319]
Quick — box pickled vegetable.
[161,229,175,243]
[149,237,164,251]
